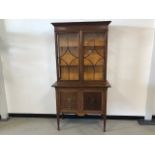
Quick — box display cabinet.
[52,21,111,131]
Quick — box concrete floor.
[0,117,155,135]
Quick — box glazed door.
[56,32,80,81]
[82,32,107,81]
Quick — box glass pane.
[83,32,106,81]
[57,33,79,80]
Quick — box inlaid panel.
[84,92,102,111]
[60,91,78,111]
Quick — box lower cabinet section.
[58,88,106,115]
[56,88,107,131]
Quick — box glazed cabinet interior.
[57,31,107,81]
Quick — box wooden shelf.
[60,65,79,67]
[59,65,103,67]
[84,46,105,48]
[59,46,78,48]
[84,65,103,67]
[59,46,105,48]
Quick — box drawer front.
[84,92,102,111]
[60,90,79,111]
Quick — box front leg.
[62,112,65,119]
[103,115,106,132]
[57,112,60,131]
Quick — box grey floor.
[0,117,155,135]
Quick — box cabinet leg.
[61,113,64,119]
[103,115,106,132]
[57,113,60,131]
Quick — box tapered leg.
[61,112,64,119]
[103,115,106,132]
[57,113,60,131]
[56,89,60,131]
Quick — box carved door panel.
[60,90,79,112]
[83,92,102,111]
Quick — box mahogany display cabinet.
[52,21,111,132]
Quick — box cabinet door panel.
[60,90,79,111]
[83,32,106,81]
[84,92,102,111]
[57,33,80,80]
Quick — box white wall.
[145,31,155,119]
[0,20,8,119]
[2,20,56,114]
[108,25,154,116]
[0,19,154,115]
[0,56,8,119]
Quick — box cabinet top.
[51,21,111,27]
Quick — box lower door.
[59,89,80,113]
[83,90,103,114]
